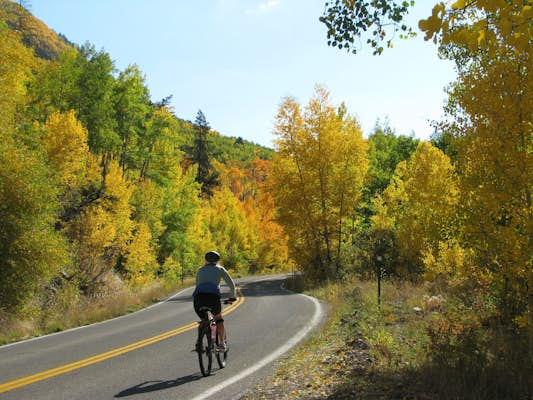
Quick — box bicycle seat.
[198,306,214,312]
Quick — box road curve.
[0,275,325,400]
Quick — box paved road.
[0,275,324,400]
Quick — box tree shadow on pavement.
[166,276,296,303]
[114,373,203,397]
[237,278,297,298]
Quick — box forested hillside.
[0,0,282,331]
[0,0,70,59]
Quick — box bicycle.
[195,298,234,376]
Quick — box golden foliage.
[271,85,368,277]
[0,22,38,132]
[65,160,134,292]
[123,222,158,287]
[377,142,459,274]
[419,0,532,55]
[205,187,259,271]
[131,178,165,239]
[43,110,89,188]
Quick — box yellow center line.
[0,293,244,394]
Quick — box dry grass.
[0,278,194,345]
[243,276,532,400]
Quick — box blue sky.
[30,0,456,148]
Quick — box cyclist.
[193,251,236,351]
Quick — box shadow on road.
[167,276,294,304]
[114,373,203,397]
[239,278,295,298]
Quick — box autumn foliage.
[0,4,286,322]
[270,86,368,279]
[1,3,531,384]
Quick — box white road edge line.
[190,292,325,400]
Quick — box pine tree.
[189,110,219,197]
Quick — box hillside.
[0,0,273,163]
[0,0,71,60]
[174,117,273,164]
[1,0,286,345]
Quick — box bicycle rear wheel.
[216,333,227,368]
[197,328,212,376]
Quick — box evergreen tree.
[189,110,219,197]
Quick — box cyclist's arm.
[220,266,236,298]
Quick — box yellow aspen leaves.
[477,29,485,45]
[43,110,89,188]
[377,142,459,273]
[452,0,466,10]
[271,85,368,278]
[123,222,157,287]
[420,1,532,56]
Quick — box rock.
[424,294,446,312]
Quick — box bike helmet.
[205,251,221,263]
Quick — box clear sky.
[29,0,456,148]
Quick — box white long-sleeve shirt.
[193,264,236,297]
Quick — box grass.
[244,275,532,400]
[0,277,195,346]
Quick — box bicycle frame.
[196,306,227,376]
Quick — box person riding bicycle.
[193,251,236,351]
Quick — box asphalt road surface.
[0,275,324,400]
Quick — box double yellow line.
[0,294,244,394]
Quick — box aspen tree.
[271,86,368,279]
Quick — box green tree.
[27,42,119,189]
[159,164,201,279]
[112,64,151,175]
[0,137,68,313]
[138,105,180,183]
[320,0,416,55]
[76,43,118,155]
[130,178,165,241]
[187,110,219,197]
[26,48,81,122]
[365,120,419,204]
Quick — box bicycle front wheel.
[197,329,212,376]
[216,333,227,369]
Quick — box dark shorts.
[193,293,221,319]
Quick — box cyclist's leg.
[214,313,225,344]
[213,296,226,348]
[200,294,224,347]
[194,294,210,350]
